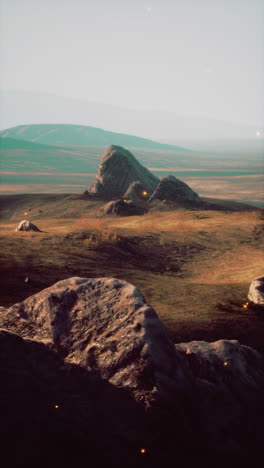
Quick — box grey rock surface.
[148,175,200,203]
[0,277,189,400]
[15,219,41,232]
[101,199,147,216]
[89,145,159,199]
[248,275,264,304]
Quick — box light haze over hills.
[0,122,187,151]
[1,1,263,134]
[0,90,258,141]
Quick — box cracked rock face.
[248,275,264,304]
[15,220,41,232]
[89,145,159,199]
[148,175,200,203]
[0,277,188,399]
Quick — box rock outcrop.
[15,219,41,232]
[248,275,264,304]
[101,199,147,216]
[1,277,264,466]
[123,181,150,201]
[89,145,159,199]
[148,175,200,203]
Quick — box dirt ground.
[0,195,263,352]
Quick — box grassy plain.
[0,194,263,353]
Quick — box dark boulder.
[101,199,147,216]
[123,181,151,201]
[89,145,159,199]
[148,175,200,204]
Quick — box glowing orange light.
[142,191,148,196]
[123,199,127,202]
[223,361,228,366]
[140,448,147,455]
[24,212,28,215]
[54,405,59,409]
[243,303,248,309]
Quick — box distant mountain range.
[0,90,257,140]
[0,124,188,151]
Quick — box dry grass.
[0,204,263,351]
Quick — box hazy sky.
[1,0,263,127]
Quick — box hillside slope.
[0,136,66,151]
[0,124,188,151]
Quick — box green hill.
[0,136,64,151]
[0,124,188,151]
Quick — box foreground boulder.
[248,275,264,304]
[148,175,200,204]
[89,145,159,199]
[0,277,264,465]
[0,277,189,398]
[101,199,147,216]
[15,219,41,232]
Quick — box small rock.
[15,220,41,232]
[248,275,264,304]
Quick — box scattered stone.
[89,145,159,199]
[248,275,264,304]
[15,220,41,232]
[101,199,147,216]
[148,175,200,203]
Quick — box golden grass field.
[0,194,263,352]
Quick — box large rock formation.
[89,145,159,199]
[148,175,200,204]
[15,219,41,232]
[101,199,147,216]
[248,275,264,304]
[1,277,263,466]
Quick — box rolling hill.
[0,136,65,152]
[0,124,188,151]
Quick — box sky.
[0,0,263,128]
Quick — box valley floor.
[0,195,263,352]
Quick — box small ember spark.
[140,448,147,455]
[223,361,229,366]
[142,191,148,196]
[54,404,59,409]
